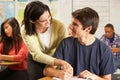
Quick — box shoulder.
[0,42,3,47]
[52,18,65,28]
[21,25,36,37]
[51,18,66,36]
[60,37,77,45]
[20,25,26,35]
[95,38,110,51]
[94,39,112,61]
[63,37,76,41]
[96,38,105,44]
[114,33,120,39]
[52,18,63,24]
[100,34,106,40]
[21,39,26,44]
[21,25,25,31]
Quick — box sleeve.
[52,19,66,53]
[20,26,55,65]
[58,22,66,42]
[53,40,64,59]
[117,35,120,47]
[100,35,105,42]
[13,40,28,62]
[52,19,66,59]
[0,43,3,54]
[100,46,115,75]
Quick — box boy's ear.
[85,26,92,32]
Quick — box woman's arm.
[44,60,73,80]
[20,26,55,65]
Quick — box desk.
[0,61,21,66]
[38,77,53,80]
[38,77,88,80]
[112,74,120,80]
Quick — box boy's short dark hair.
[72,7,99,34]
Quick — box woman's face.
[3,23,12,37]
[35,11,51,29]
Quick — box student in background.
[100,23,120,71]
[21,1,73,80]
[44,7,115,80]
[0,17,29,80]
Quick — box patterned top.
[100,33,120,56]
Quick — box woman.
[0,17,29,80]
[21,1,73,80]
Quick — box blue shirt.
[54,37,115,76]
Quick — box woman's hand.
[54,59,73,79]
[56,69,72,80]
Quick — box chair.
[27,53,46,80]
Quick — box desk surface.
[0,61,21,66]
[38,77,88,80]
[38,77,53,80]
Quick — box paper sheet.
[53,77,88,80]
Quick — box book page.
[53,77,88,80]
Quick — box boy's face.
[3,23,13,37]
[70,17,86,38]
[104,27,114,38]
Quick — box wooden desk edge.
[38,77,53,80]
[0,62,21,66]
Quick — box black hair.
[23,0,52,35]
[0,17,22,55]
[105,23,114,30]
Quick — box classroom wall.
[110,0,120,36]
[0,0,120,38]
[72,0,120,38]
[48,0,120,38]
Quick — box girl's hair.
[23,1,52,35]
[0,17,22,55]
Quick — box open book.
[53,77,88,80]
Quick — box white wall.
[57,0,120,38]
[55,0,72,29]
[110,0,120,35]
[1,0,119,38]
[40,0,72,35]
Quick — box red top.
[0,40,28,70]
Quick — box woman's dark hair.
[72,7,99,34]
[0,17,22,55]
[23,0,52,35]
